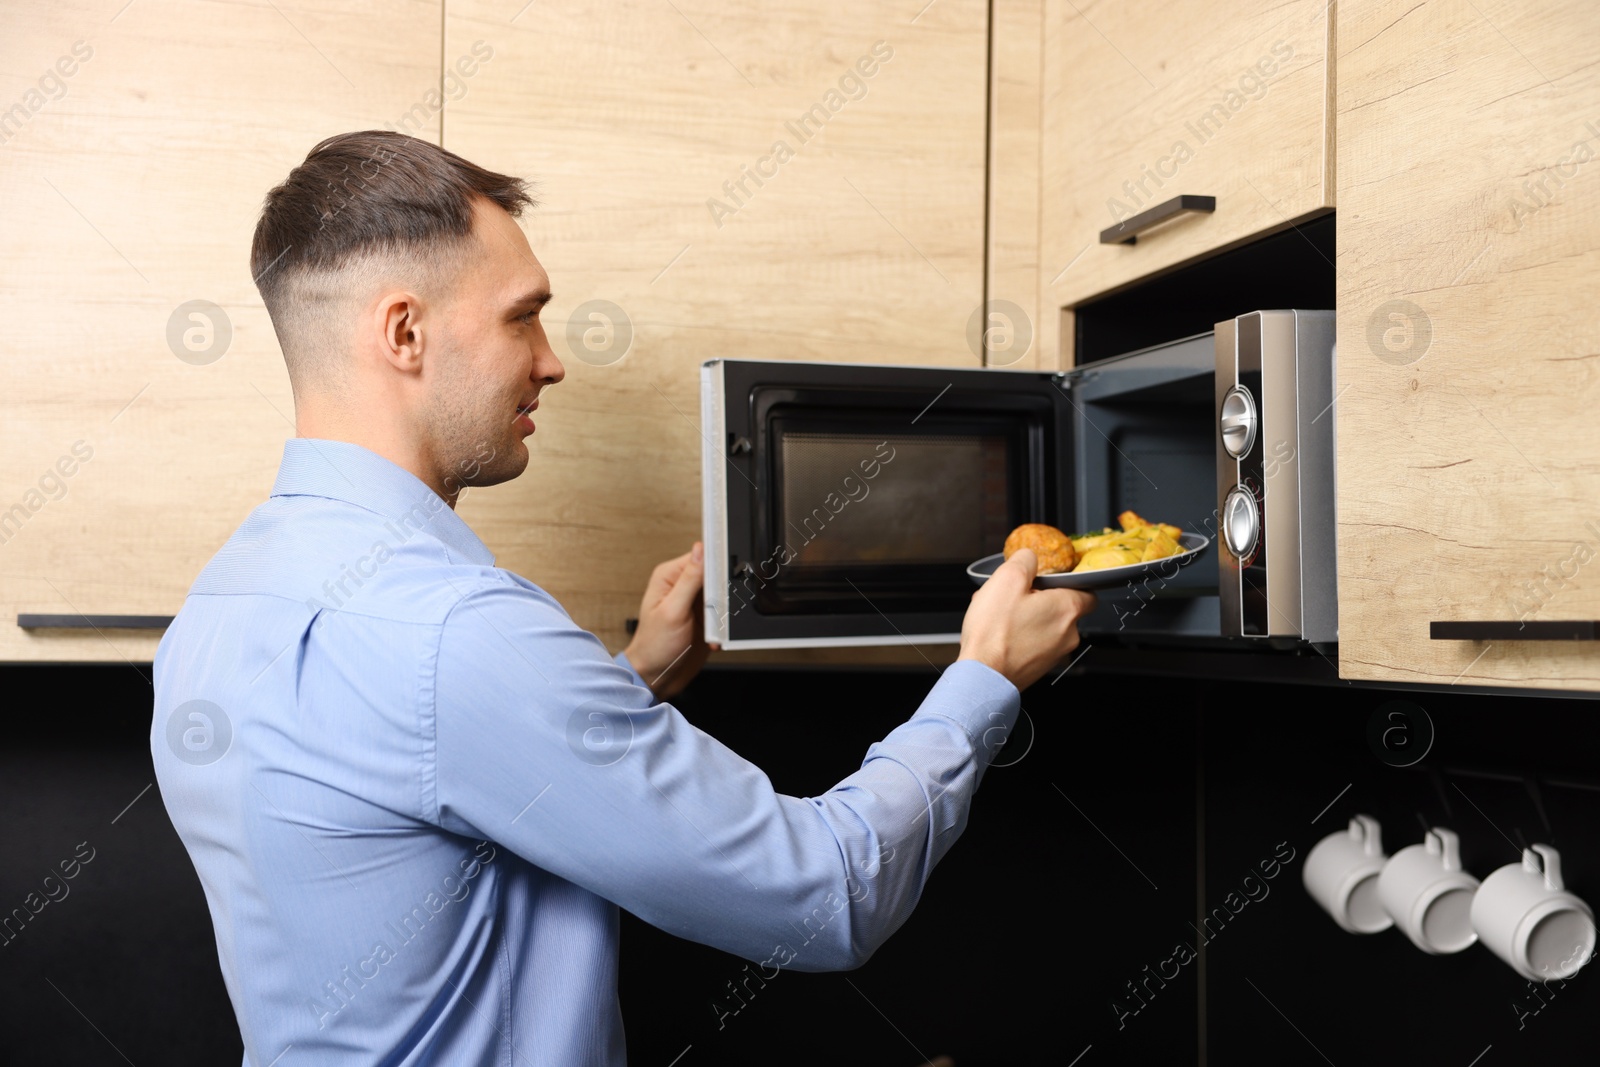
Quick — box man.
[151,130,1095,1066]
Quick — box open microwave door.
[1055,333,1223,640]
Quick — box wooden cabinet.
[0,2,991,663]
[21,0,1587,686]
[1033,0,1335,365]
[1335,0,1600,691]
[0,0,442,662]
[985,0,1047,371]
[443,1,991,656]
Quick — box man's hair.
[249,130,534,387]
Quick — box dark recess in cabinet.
[1074,212,1335,365]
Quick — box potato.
[1073,545,1143,572]
[1140,528,1181,561]
[1071,531,1126,553]
[1047,515,1186,571]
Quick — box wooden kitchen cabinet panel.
[0,1,442,662]
[1336,0,1600,691]
[443,1,991,655]
[1036,0,1335,364]
[987,0,1047,370]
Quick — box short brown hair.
[250,131,534,381]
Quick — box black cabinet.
[4,662,1597,1066]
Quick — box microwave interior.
[760,399,1058,614]
[703,342,1220,649]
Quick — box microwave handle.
[1099,194,1216,245]
[1430,620,1599,640]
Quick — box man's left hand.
[623,542,715,701]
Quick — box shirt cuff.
[919,659,1021,763]
[614,648,650,692]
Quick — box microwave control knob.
[1219,385,1258,459]
[1222,485,1260,560]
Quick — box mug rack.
[1304,814,1598,982]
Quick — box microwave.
[701,310,1336,651]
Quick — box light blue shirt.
[152,438,1020,1066]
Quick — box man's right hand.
[956,548,1097,691]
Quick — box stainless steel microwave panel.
[1293,311,1338,645]
[1214,315,1244,628]
[700,363,733,645]
[1214,310,1337,644]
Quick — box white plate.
[966,532,1211,591]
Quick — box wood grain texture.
[443,0,991,661]
[986,0,1048,370]
[1038,0,1335,364]
[0,0,442,662]
[1336,0,1600,691]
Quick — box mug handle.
[1352,814,1383,857]
[1426,827,1462,872]
[1529,844,1565,892]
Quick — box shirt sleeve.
[430,576,1019,972]
[612,648,648,690]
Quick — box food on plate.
[1118,509,1181,540]
[1066,511,1188,573]
[1065,529,1127,553]
[1075,545,1143,571]
[999,512,1189,576]
[1002,523,1078,575]
[1139,527,1181,562]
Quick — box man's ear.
[376,290,427,375]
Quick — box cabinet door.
[1037,0,1334,364]
[1336,0,1600,691]
[442,1,991,655]
[0,1,442,662]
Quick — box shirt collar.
[269,438,496,567]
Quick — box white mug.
[1376,827,1479,954]
[1470,844,1596,982]
[1303,814,1392,933]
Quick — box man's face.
[424,198,565,492]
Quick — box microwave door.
[701,360,1068,650]
[1057,333,1224,639]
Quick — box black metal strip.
[18,614,174,630]
[1099,194,1216,245]
[1430,620,1598,641]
